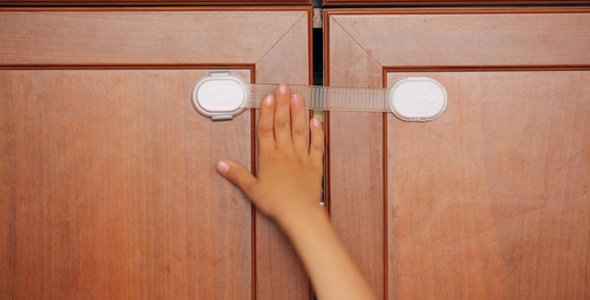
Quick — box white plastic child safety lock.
[389,77,447,122]
[192,71,447,122]
[191,71,247,121]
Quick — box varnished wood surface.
[1,8,313,299]
[387,71,590,299]
[326,8,590,300]
[1,0,312,5]
[323,0,589,5]
[0,9,308,65]
[326,13,385,300]
[0,70,252,299]
[327,9,590,67]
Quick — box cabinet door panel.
[0,69,252,299]
[1,8,312,300]
[387,71,590,300]
[326,8,590,300]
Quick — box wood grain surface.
[0,70,252,299]
[326,13,385,300]
[387,71,590,300]
[1,8,313,300]
[326,8,590,300]
[0,9,307,66]
[323,0,588,5]
[328,9,590,67]
[1,0,312,5]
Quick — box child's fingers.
[258,94,276,155]
[274,84,293,150]
[290,93,308,155]
[216,160,256,194]
[309,117,324,165]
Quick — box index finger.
[257,94,276,155]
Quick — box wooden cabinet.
[0,7,312,300]
[323,0,588,5]
[325,8,590,300]
[3,4,590,300]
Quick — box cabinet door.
[1,0,312,6]
[0,8,311,300]
[326,8,590,300]
[323,0,586,5]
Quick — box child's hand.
[216,84,377,300]
[216,84,324,222]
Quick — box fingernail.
[217,160,230,174]
[265,95,274,105]
[291,94,301,105]
[278,84,289,94]
[312,117,321,127]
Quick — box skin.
[216,84,378,300]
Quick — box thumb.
[216,159,256,192]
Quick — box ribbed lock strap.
[241,83,391,112]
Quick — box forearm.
[277,206,378,300]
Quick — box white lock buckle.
[191,71,247,121]
[389,77,448,122]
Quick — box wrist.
[275,202,327,233]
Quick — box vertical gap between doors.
[311,2,323,298]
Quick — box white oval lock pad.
[389,77,447,122]
[192,76,246,117]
